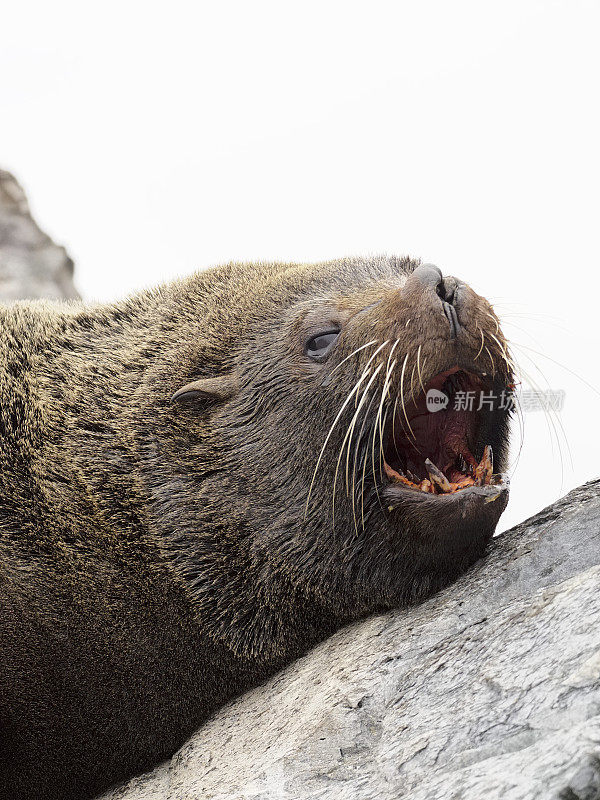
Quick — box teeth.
[396,474,422,490]
[384,461,421,490]
[474,445,493,486]
[386,444,495,495]
[461,448,479,471]
[424,458,452,493]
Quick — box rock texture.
[0,170,78,301]
[100,481,600,800]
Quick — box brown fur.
[0,256,512,799]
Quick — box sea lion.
[0,256,512,799]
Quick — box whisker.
[330,339,379,376]
[399,352,417,442]
[343,365,384,492]
[506,392,526,476]
[485,310,500,336]
[509,344,574,473]
[349,391,378,538]
[474,326,485,361]
[416,345,426,395]
[375,357,397,476]
[332,364,383,530]
[305,366,375,517]
[508,348,569,487]
[488,332,517,378]
[354,392,378,532]
[378,406,390,477]
[370,383,384,503]
[514,363,568,490]
[360,340,391,375]
[484,345,496,378]
[409,362,417,404]
[373,339,400,466]
[391,395,403,464]
[498,314,569,335]
[510,341,600,399]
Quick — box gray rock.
[0,169,79,301]
[100,481,600,800]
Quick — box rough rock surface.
[0,169,79,301]
[100,481,600,800]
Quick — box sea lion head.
[143,256,512,657]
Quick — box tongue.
[396,401,480,481]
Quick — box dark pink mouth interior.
[384,368,494,494]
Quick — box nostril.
[411,264,461,339]
[437,277,461,339]
[437,276,459,305]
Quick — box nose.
[411,263,461,339]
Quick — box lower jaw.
[383,474,510,533]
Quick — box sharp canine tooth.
[385,462,421,490]
[424,458,452,493]
[475,445,493,486]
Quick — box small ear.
[171,374,239,405]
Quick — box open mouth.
[383,367,505,496]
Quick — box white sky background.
[2,0,599,531]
